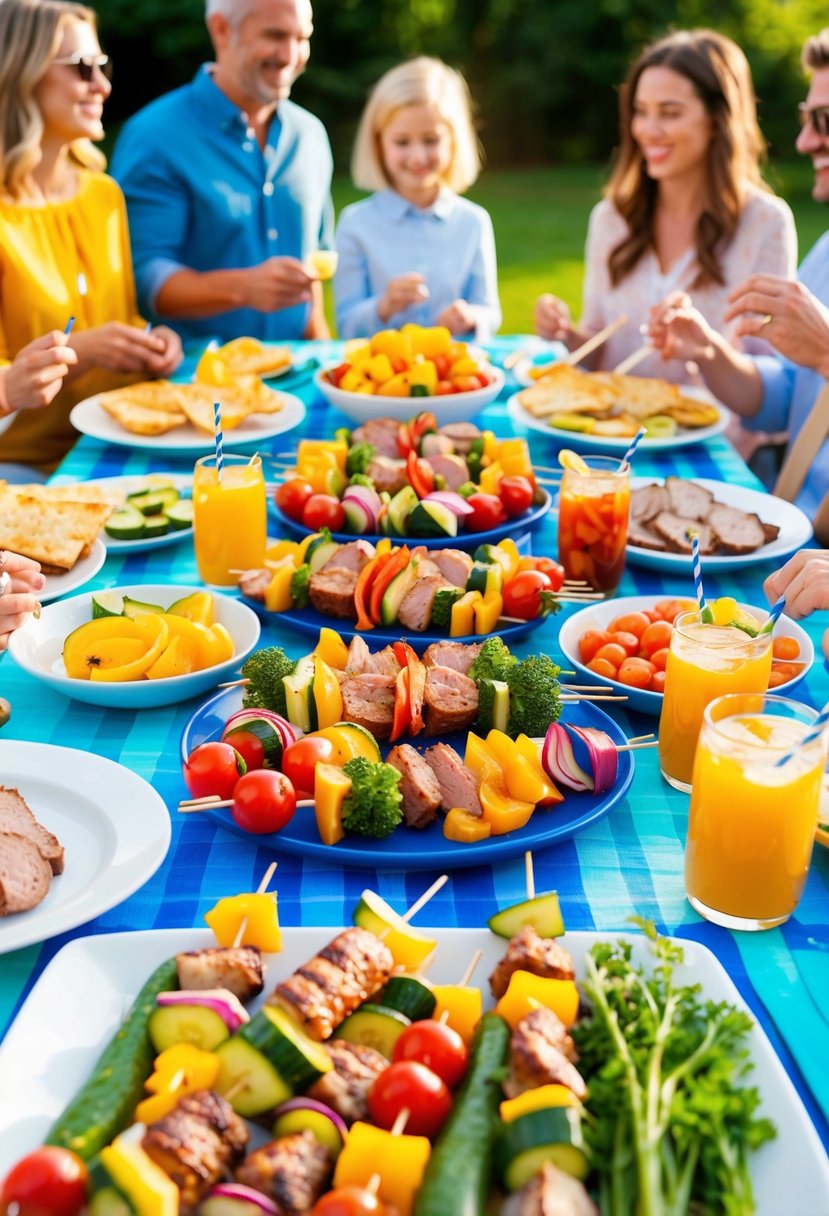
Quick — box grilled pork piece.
[426,452,470,490]
[272,927,393,1040]
[429,549,473,589]
[351,418,401,458]
[0,787,64,875]
[504,1008,586,1100]
[397,574,451,632]
[650,512,717,554]
[340,673,395,740]
[490,926,576,999]
[345,635,372,674]
[238,567,272,600]
[365,455,408,496]
[629,483,669,522]
[422,640,481,674]
[627,520,667,551]
[387,744,442,828]
[308,567,358,619]
[175,946,265,1003]
[438,421,482,453]
[322,540,375,574]
[420,432,455,458]
[424,742,482,816]
[307,1039,388,1124]
[235,1130,333,1214]
[707,504,769,555]
[665,476,715,520]
[501,1163,598,1216]
[142,1090,248,1209]
[368,645,403,677]
[423,665,479,735]
[0,831,53,916]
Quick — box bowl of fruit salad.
[557,594,813,715]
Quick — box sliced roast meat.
[426,452,470,491]
[0,831,52,916]
[309,567,358,619]
[422,640,481,674]
[367,645,402,677]
[424,742,482,817]
[0,786,64,875]
[504,1007,587,1100]
[175,946,265,1003]
[235,1130,333,1215]
[387,744,442,828]
[345,635,372,674]
[237,567,272,601]
[430,548,473,588]
[351,417,401,458]
[761,520,781,544]
[500,1163,599,1216]
[627,520,667,551]
[423,665,479,735]
[629,483,670,522]
[438,421,482,454]
[420,432,455,458]
[321,539,375,574]
[650,512,717,554]
[365,455,408,496]
[490,925,576,999]
[665,476,715,520]
[707,505,769,555]
[142,1090,248,1208]
[307,1039,388,1125]
[340,673,395,740]
[397,574,451,632]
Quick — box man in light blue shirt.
[112,0,333,346]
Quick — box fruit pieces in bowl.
[324,324,497,398]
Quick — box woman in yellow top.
[0,0,182,480]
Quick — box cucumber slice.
[89,1188,135,1216]
[466,562,503,597]
[494,1109,588,1190]
[488,892,565,940]
[225,717,283,764]
[272,1107,346,1158]
[336,1003,411,1059]
[147,1003,230,1053]
[141,513,170,538]
[121,595,165,618]
[380,975,436,1021]
[91,592,126,619]
[387,486,419,536]
[282,654,317,734]
[214,1036,291,1117]
[307,540,340,573]
[104,505,146,542]
[126,491,167,516]
[407,501,458,539]
[430,587,462,630]
[258,1005,333,1088]
[490,681,510,733]
[380,560,417,626]
[165,499,194,531]
[153,486,181,509]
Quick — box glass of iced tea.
[685,693,827,930]
[557,456,629,593]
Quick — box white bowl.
[556,594,813,716]
[8,584,260,709]
[313,366,505,424]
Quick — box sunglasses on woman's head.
[52,52,112,83]
[798,103,829,138]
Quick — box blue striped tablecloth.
[1,338,827,1153]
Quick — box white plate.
[40,538,105,605]
[70,391,306,455]
[0,743,169,955]
[314,366,505,424]
[1,925,826,1212]
[627,477,813,571]
[51,474,195,555]
[507,388,729,452]
[556,594,814,714]
[8,583,260,709]
[510,342,570,387]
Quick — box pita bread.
[520,364,718,431]
[98,396,188,435]
[0,486,110,571]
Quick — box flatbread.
[96,378,284,436]
[520,364,717,430]
[0,486,110,571]
[98,396,187,436]
[12,482,124,510]
[217,337,292,378]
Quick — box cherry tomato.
[640,620,673,657]
[1,1149,89,1216]
[502,570,554,620]
[499,475,534,517]
[650,670,667,693]
[303,494,346,533]
[369,1061,452,1139]
[231,770,297,834]
[452,374,483,393]
[772,636,800,661]
[392,1019,469,1089]
[281,735,337,796]
[617,657,656,689]
[465,492,508,533]
[432,354,450,380]
[275,478,314,522]
[329,363,351,387]
[655,598,695,624]
[311,1186,387,1216]
[517,556,565,592]
[608,611,650,639]
[587,656,618,680]
[611,630,640,657]
[220,728,265,772]
[594,642,628,669]
[183,741,246,800]
[578,629,612,664]
[435,379,457,395]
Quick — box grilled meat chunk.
[142,1090,248,1209]
[345,635,372,674]
[237,567,272,600]
[706,504,770,555]
[420,432,455,458]
[322,540,375,574]
[429,549,473,589]
[365,455,408,496]
[340,673,395,740]
[489,926,576,999]
[308,567,358,619]
[426,452,470,490]
[650,512,717,555]
[504,1008,586,1100]
[397,574,451,632]
[424,742,482,816]
[387,744,442,828]
[272,927,393,1040]
[501,1163,598,1216]
[423,665,479,735]
[175,946,264,1003]
[235,1130,333,1215]
[0,831,52,916]
[438,421,482,454]
[665,476,715,520]
[307,1038,388,1124]
[0,787,64,874]
[422,640,481,674]
[351,418,401,458]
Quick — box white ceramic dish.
[8,583,260,709]
[40,538,106,604]
[627,477,813,572]
[0,743,169,955]
[556,594,813,714]
[1,925,827,1214]
[313,366,505,424]
[507,388,729,452]
[70,390,305,455]
[49,474,195,555]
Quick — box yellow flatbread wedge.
[591,372,682,418]
[516,364,619,417]
[98,396,188,436]
[218,337,292,378]
[12,482,124,511]
[0,486,110,571]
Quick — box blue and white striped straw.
[621,426,647,468]
[775,700,829,767]
[63,316,75,335]
[689,531,712,622]
[213,400,224,482]
[760,595,786,634]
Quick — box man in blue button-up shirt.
[112,0,333,346]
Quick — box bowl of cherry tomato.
[557,594,813,715]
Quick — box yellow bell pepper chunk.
[480,778,535,835]
[478,460,503,497]
[495,538,521,582]
[353,382,376,395]
[402,323,452,358]
[265,562,296,613]
[369,329,413,363]
[365,353,395,385]
[450,589,482,638]
[340,368,369,392]
[376,370,411,397]
[494,970,580,1029]
[496,438,534,480]
[443,807,491,843]
[485,730,551,804]
[313,627,350,670]
[314,762,351,845]
[333,1121,431,1216]
[297,439,347,472]
[137,1044,220,1121]
[204,892,282,952]
[408,359,438,390]
[430,984,483,1043]
[464,732,504,784]
[473,591,503,635]
[375,537,393,556]
[500,1084,581,1123]
[345,339,372,365]
[265,539,301,566]
[515,734,564,806]
[313,657,344,729]
[301,452,347,496]
[482,430,499,460]
[100,1138,179,1216]
[448,355,480,378]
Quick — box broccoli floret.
[468,636,517,685]
[505,654,562,739]
[290,563,311,608]
[341,757,403,839]
[241,646,294,715]
[346,441,376,476]
[348,472,375,489]
[456,481,478,499]
[334,427,352,446]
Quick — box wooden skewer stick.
[560,693,628,703]
[365,1107,411,1194]
[525,849,535,901]
[217,677,250,688]
[178,795,314,812]
[566,315,629,367]
[402,874,449,923]
[232,861,278,949]
[627,733,655,744]
[612,345,652,376]
[616,740,659,752]
[438,950,484,1024]
[562,683,615,692]
[223,1072,251,1102]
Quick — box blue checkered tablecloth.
[1,339,828,1153]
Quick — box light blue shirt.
[334,188,501,340]
[747,232,829,519]
[111,66,334,345]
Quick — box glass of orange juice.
[193,453,267,587]
[557,456,629,594]
[685,693,827,930]
[658,610,772,791]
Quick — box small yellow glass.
[308,250,339,281]
[193,453,266,587]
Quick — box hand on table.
[0,332,78,414]
[535,293,573,343]
[377,274,429,323]
[0,551,45,652]
[764,550,829,662]
[436,298,476,336]
[243,257,316,312]
[725,275,829,379]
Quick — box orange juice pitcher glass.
[557,456,629,594]
[193,453,267,587]
[685,693,827,930]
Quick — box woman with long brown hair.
[535,29,796,382]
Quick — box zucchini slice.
[387,486,419,536]
[494,1108,589,1191]
[488,892,565,940]
[336,1003,411,1059]
[380,975,437,1021]
[214,1035,291,1117]
[147,1003,230,1053]
[380,560,417,626]
[258,1005,333,1088]
[282,654,317,734]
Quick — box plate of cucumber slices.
[78,474,195,553]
